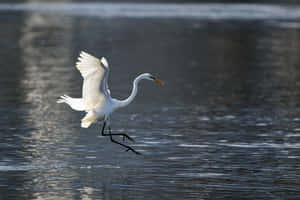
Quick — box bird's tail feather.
[57,94,68,104]
[57,95,85,111]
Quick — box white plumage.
[57,51,164,136]
[57,95,84,111]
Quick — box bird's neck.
[117,75,142,108]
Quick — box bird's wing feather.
[100,57,111,95]
[76,51,110,110]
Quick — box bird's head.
[141,73,165,85]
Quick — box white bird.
[57,51,164,154]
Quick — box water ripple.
[178,144,209,148]
[177,172,226,178]
[219,142,300,149]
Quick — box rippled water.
[1,2,300,200]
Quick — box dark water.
[1,3,300,200]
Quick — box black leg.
[101,121,134,142]
[101,121,141,155]
[108,126,141,155]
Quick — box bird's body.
[57,51,164,154]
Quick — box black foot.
[108,126,134,142]
[122,134,135,142]
[126,147,142,155]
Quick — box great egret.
[57,51,164,154]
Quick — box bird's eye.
[149,75,155,80]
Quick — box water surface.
[1,2,300,200]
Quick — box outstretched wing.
[76,51,110,110]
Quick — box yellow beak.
[154,78,165,86]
